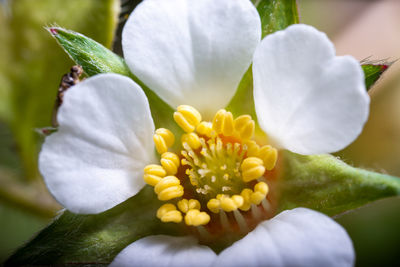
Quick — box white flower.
[39,0,369,266]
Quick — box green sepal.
[49,27,182,138]
[277,152,400,216]
[362,63,389,91]
[254,0,300,38]
[5,186,182,265]
[49,27,130,77]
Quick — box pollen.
[143,105,278,234]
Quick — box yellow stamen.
[153,128,175,154]
[177,199,201,213]
[258,145,278,170]
[251,182,269,205]
[220,195,237,212]
[207,198,221,213]
[234,115,255,140]
[181,133,201,150]
[143,164,166,186]
[147,106,279,229]
[244,140,260,157]
[156,203,182,223]
[154,176,184,201]
[241,157,265,182]
[160,152,180,175]
[239,188,253,211]
[196,121,213,137]
[212,109,234,136]
[174,105,202,133]
[184,209,210,226]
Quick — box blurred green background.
[0,0,399,266]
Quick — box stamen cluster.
[143,105,278,235]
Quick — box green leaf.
[276,152,400,216]
[0,0,120,179]
[5,186,181,265]
[362,63,389,91]
[50,27,183,140]
[227,0,300,119]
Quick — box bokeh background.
[0,0,399,266]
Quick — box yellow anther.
[157,185,184,201]
[254,181,269,195]
[178,199,201,213]
[174,105,202,133]
[181,133,201,150]
[212,109,234,136]
[160,210,183,223]
[196,121,213,137]
[207,198,221,213]
[234,115,255,140]
[154,176,180,194]
[184,209,210,226]
[220,195,237,212]
[231,195,244,208]
[156,204,182,223]
[153,128,175,154]
[258,145,278,170]
[244,140,260,157]
[154,176,184,201]
[157,203,176,219]
[251,191,266,205]
[240,188,253,211]
[160,152,180,175]
[143,164,166,186]
[241,157,266,182]
[250,182,269,205]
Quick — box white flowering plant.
[6,0,400,266]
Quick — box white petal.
[253,24,369,154]
[123,0,261,118]
[39,74,155,214]
[110,235,216,267]
[214,208,354,267]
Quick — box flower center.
[143,105,278,241]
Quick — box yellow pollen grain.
[153,128,175,154]
[143,164,166,186]
[181,133,201,150]
[241,157,266,182]
[234,115,255,140]
[174,105,202,133]
[258,145,278,170]
[184,209,210,226]
[160,152,180,175]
